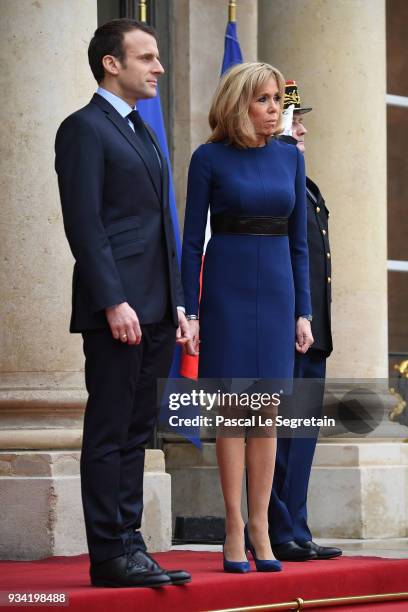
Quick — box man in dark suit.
[268,81,342,561]
[55,19,191,587]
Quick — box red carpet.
[0,551,407,611]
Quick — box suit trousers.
[268,349,327,545]
[80,319,175,565]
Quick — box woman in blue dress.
[181,63,313,572]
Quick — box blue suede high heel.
[223,536,250,573]
[244,524,282,572]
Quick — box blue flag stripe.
[221,21,243,75]
[138,90,200,445]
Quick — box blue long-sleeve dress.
[181,138,311,380]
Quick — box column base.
[308,441,408,539]
[0,450,171,560]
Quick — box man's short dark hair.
[88,18,157,83]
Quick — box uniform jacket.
[55,93,183,332]
[306,177,332,355]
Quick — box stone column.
[0,0,94,438]
[172,0,258,228]
[258,0,388,379]
[0,0,171,558]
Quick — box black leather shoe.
[132,550,192,585]
[166,569,192,584]
[297,540,342,560]
[272,540,318,561]
[90,553,171,588]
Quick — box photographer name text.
[168,415,335,429]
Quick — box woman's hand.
[185,319,200,356]
[176,310,192,348]
[295,317,314,353]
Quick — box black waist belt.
[211,214,288,236]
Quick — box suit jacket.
[306,177,332,355]
[55,93,183,332]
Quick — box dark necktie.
[127,110,162,194]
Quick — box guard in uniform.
[268,81,342,561]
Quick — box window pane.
[98,0,121,24]
[388,271,408,354]
[387,0,408,97]
[387,106,408,261]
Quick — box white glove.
[282,104,295,136]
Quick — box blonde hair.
[208,62,285,148]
